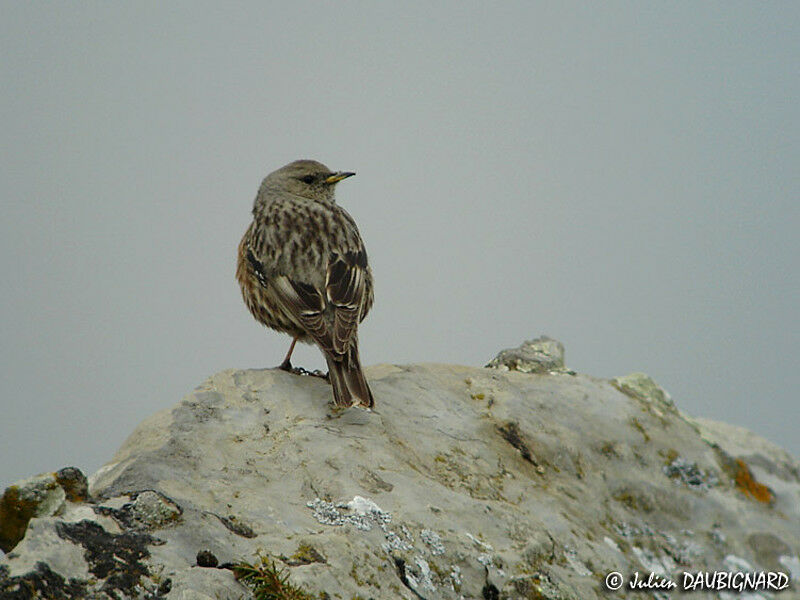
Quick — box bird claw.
[277,363,329,380]
[300,368,329,381]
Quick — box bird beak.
[325,171,356,184]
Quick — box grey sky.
[1,2,798,488]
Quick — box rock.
[0,466,92,554]
[54,467,89,503]
[662,455,719,491]
[0,473,66,553]
[611,372,676,416]
[195,549,218,568]
[95,489,182,531]
[486,335,568,373]
[2,342,799,599]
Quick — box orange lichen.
[733,459,773,504]
[0,486,33,552]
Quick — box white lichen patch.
[659,531,700,564]
[401,524,414,542]
[414,556,436,591]
[613,521,654,538]
[306,496,390,531]
[381,528,413,553]
[564,548,592,576]
[603,536,621,553]
[465,532,493,551]
[307,496,418,554]
[129,490,181,527]
[711,525,727,545]
[421,528,445,555]
[664,536,704,565]
[723,554,753,571]
[663,457,718,491]
[401,555,436,594]
[631,546,669,576]
[449,564,462,588]
[477,553,493,567]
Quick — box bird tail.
[325,341,374,409]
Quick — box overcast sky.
[1,2,798,488]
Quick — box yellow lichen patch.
[628,417,651,442]
[0,473,66,554]
[349,561,366,586]
[661,448,680,465]
[733,459,773,504]
[349,558,382,590]
[510,578,551,600]
[284,543,325,566]
[431,448,507,501]
[0,486,35,552]
[613,488,653,513]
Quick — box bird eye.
[300,175,315,184]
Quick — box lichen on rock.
[0,472,69,553]
[2,341,799,599]
[95,489,182,531]
[485,335,568,374]
[612,372,676,415]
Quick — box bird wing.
[325,249,368,356]
[271,275,336,354]
[246,211,368,360]
[246,247,335,353]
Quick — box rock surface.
[0,467,89,553]
[1,341,799,599]
[485,336,568,374]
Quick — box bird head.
[258,159,355,204]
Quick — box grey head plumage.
[256,159,355,208]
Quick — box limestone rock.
[486,336,568,374]
[0,473,67,553]
[2,343,799,599]
[612,372,676,416]
[95,490,182,531]
[54,467,89,504]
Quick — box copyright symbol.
[605,571,623,590]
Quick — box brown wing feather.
[270,276,335,355]
[247,245,368,361]
[247,248,335,353]
[326,250,367,356]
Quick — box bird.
[236,159,375,408]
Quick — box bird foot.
[277,362,329,380]
[299,367,328,380]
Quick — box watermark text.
[604,570,790,592]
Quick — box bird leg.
[277,337,329,381]
[278,337,298,371]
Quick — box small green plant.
[233,554,315,600]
